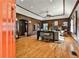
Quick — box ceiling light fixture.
[16,18,18,21]
[50,0,53,2]
[29,21,31,23]
[53,6,55,8]
[21,0,24,2]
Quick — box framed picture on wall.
[54,21,58,26]
[63,22,68,26]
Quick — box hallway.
[16,35,79,58]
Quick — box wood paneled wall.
[41,18,70,30]
[16,13,41,36]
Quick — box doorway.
[15,19,28,39]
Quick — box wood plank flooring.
[16,35,79,58]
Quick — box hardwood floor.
[16,35,79,58]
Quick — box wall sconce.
[29,21,31,23]
[16,18,18,21]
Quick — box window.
[73,13,76,34]
[70,12,77,34]
[63,22,68,26]
[43,23,48,30]
[77,10,79,40]
[70,19,74,33]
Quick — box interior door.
[19,20,27,36]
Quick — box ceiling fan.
[39,10,64,18]
[39,10,54,18]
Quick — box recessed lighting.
[53,6,55,8]
[21,0,24,2]
[50,0,53,2]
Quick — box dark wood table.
[37,30,59,42]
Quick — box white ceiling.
[16,0,77,20]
